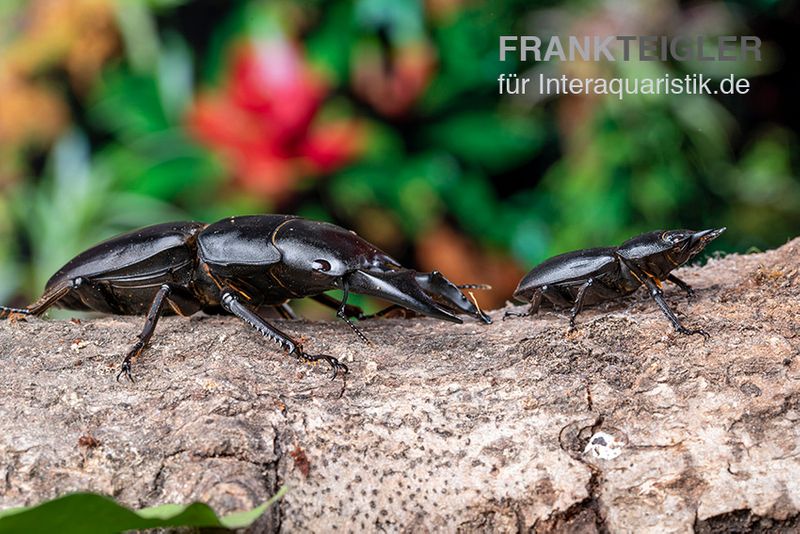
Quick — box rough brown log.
[1,239,799,532]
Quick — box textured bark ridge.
[1,239,799,532]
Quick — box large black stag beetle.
[507,228,725,336]
[1,215,491,380]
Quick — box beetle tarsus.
[297,351,349,379]
[0,306,33,319]
[505,287,544,321]
[0,307,33,323]
[113,284,171,383]
[116,360,135,383]
[677,326,710,339]
[503,310,530,320]
[222,289,349,377]
[640,276,712,341]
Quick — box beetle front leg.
[117,284,172,383]
[642,278,709,339]
[667,274,695,298]
[221,290,348,379]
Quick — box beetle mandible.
[0,215,492,381]
[507,228,725,336]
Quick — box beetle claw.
[503,310,528,321]
[116,361,135,383]
[297,350,348,379]
[678,326,710,339]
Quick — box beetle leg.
[642,278,709,339]
[1,277,86,319]
[335,279,371,345]
[667,274,695,298]
[221,290,348,379]
[504,287,544,320]
[569,279,593,330]
[117,284,172,383]
[0,305,32,319]
[310,294,412,321]
[359,304,416,320]
[311,294,366,320]
[274,303,298,320]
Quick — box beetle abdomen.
[513,247,618,299]
[46,221,205,314]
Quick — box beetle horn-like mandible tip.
[415,272,493,324]
[348,269,463,323]
[691,227,726,248]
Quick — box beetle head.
[274,219,402,293]
[273,218,491,323]
[618,228,725,278]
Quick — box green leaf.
[424,112,544,171]
[306,0,356,83]
[0,487,286,534]
[90,70,170,137]
[126,155,220,200]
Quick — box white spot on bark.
[584,431,623,460]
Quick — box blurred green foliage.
[0,0,797,306]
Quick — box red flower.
[188,38,365,201]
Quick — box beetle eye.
[312,259,331,272]
[661,232,680,244]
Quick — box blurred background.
[0,0,798,315]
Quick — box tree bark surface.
[1,240,799,532]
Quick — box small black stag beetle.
[1,215,491,380]
[507,228,725,336]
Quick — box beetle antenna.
[457,284,492,290]
[467,290,488,322]
[340,315,372,345]
[336,278,372,345]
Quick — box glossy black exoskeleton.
[1,215,491,380]
[507,228,725,336]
